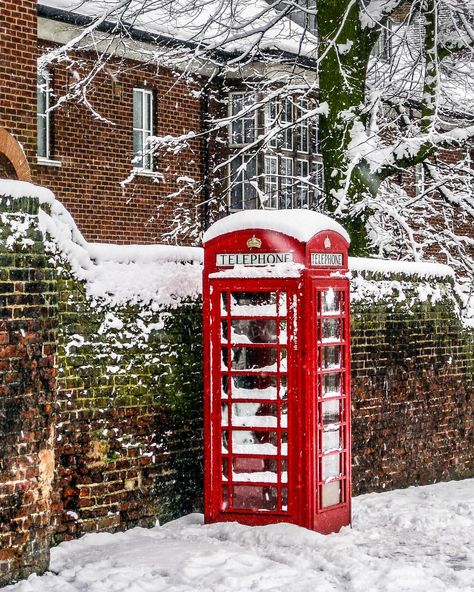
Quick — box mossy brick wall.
[0,196,58,587]
[52,279,203,542]
[351,274,474,494]
[0,194,473,586]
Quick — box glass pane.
[321,346,341,370]
[322,399,341,424]
[221,348,229,370]
[322,481,341,508]
[229,347,282,371]
[232,485,278,510]
[37,77,47,113]
[281,403,288,429]
[321,318,342,342]
[37,117,46,158]
[231,430,280,455]
[222,430,229,453]
[230,176,243,209]
[322,454,341,481]
[281,459,288,483]
[322,425,341,453]
[295,160,309,208]
[322,373,341,398]
[222,458,229,481]
[243,117,255,144]
[144,92,152,131]
[230,292,278,316]
[224,319,278,344]
[281,431,288,455]
[281,98,293,149]
[228,403,278,428]
[222,486,229,510]
[232,457,278,483]
[133,130,143,165]
[321,289,341,314]
[231,118,243,145]
[133,90,143,128]
[279,376,288,400]
[280,157,293,209]
[225,375,280,400]
[282,487,288,511]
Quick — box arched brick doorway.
[0,127,32,181]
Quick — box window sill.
[132,169,163,179]
[37,157,62,168]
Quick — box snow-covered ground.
[7,479,474,592]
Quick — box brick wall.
[0,196,57,587]
[52,279,203,541]
[0,1,205,245]
[351,273,474,494]
[0,186,473,586]
[0,0,37,166]
[35,47,205,245]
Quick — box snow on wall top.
[0,181,457,310]
[38,0,318,59]
[349,257,455,279]
[203,210,351,244]
[0,180,202,309]
[0,179,56,203]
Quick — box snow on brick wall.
[0,181,472,587]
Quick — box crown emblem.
[247,235,262,249]
[324,236,331,249]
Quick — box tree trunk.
[317,1,374,254]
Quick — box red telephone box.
[202,210,351,534]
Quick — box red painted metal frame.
[203,226,351,533]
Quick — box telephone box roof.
[203,209,350,244]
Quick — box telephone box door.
[206,279,302,525]
[309,279,351,533]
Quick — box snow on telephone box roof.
[203,209,351,244]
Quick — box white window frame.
[296,99,310,154]
[281,97,293,151]
[264,155,278,209]
[229,154,257,210]
[265,99,278,149]
[415,163,425,196]
[133,87,154,172]
[280,156,294,209]
[229,92,257,147]
[37,70,51,160]
[375,19,393,62]
[227,92,323,211]
[312,160,324,207]
[296,159,310,208]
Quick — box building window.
[230,155,257,210]
[230,92,257,146]
[133,88,154,171]
[415,163,425,196]
[264,155,278,209]
[37,71,51,159]
[228,92,323,210]
[375,19,393,61]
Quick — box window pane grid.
[133,88,153,171]
[264,155,278,209]
[315,287,348,512]
[219,290,289,513]
[227,93,324,211]
[37,71,51,159]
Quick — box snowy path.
[7,479,474,592]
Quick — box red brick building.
[1,0,205,244]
